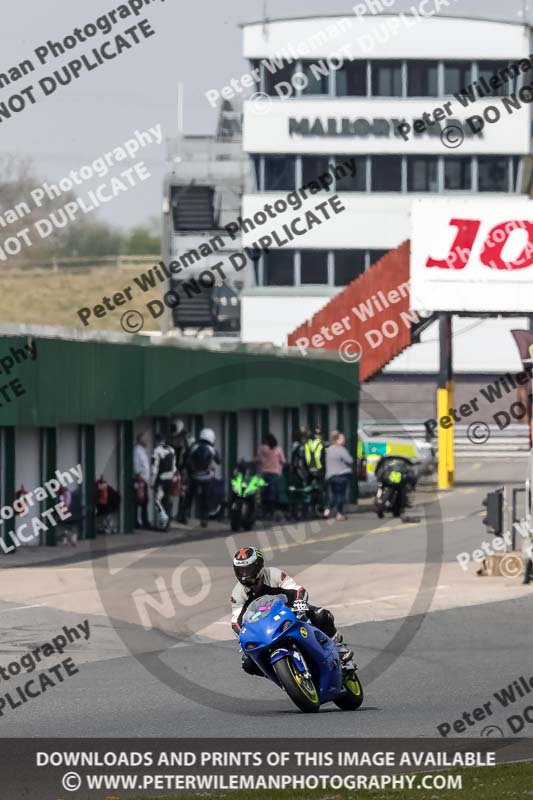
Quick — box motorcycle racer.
[230,545,355,675]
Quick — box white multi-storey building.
[239,12,532,377]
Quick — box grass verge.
[0,268,165,332]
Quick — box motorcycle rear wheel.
[334,672,364,710]
[392,496,404,517]
[273,656,320,713]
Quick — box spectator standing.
[150,434,177,531]
[290,426,309,485]
[171,419,193,524]
[324,431,353,521]
[256,433,285,517]
[59,485,77,546]
[185,428,220,528]
[133,432,151,529]
[304,427,325,481]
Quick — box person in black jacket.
[185,428,220,527]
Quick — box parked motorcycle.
[229,468,266,532]
[287,475,326,520]
[239,593,363,714]
[374,457,415,519]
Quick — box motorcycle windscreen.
[243,594,288,623]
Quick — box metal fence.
[1,255,159,273]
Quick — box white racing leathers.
[150,444,176,486]
[230,567,308,635]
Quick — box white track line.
[0,603,44,614]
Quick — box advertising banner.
[410,199,533,312]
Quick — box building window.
[407,61,438,96]
[302,156,332,187]
[371,61,402,96]
[334,250,366,285]
[368,250,388,267]
[263,250,294,286]
[301,61,329,95]
[252,156,261,190]
[477,156,509,192]
[300,250,329,284]
[407,156,439,191]
[444,157,472,190]
[264,156,295,190]
[250,60,261,92]
[334,156,366,191]
[264,61,294,96]
[478,61,517,96]
[444,61,472,94]
[337,60,367,96]
[371,156,402,191]
[511,156,520,191]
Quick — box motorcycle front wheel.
[230,504,242,532]
[273,656,320,713]
[241,500,255,531]
[334,672,364,710]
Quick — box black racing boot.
[333,633,356,673]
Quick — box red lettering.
[480,220,533,270]
[425,218,480,270]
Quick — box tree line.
[0,155,160,262]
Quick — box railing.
[0,255,160,273]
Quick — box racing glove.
[292,599,309,616]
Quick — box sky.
[0,0,530,234]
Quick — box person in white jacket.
[150,434,176,530]
[133,432,151,529]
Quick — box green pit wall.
[0,332,359,539]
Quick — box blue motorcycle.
[239,594,364,714]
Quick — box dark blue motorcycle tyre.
[273,656,320,713]
[333,672,364,710]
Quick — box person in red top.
[256,433,285,518]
